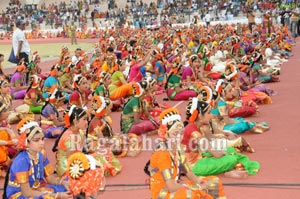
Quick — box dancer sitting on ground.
[24,75,45,114]
[165,60,198,101]
[0,102,18,177]
[3,119,72,199]
[211,80,269,135]
[148,107,226,199]
[10,61,28,99]
[182,98,260,178]
[41,88,66,138]
[121,80,159,135]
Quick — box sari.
[6,150,67,199]
[150,143,224,199]
[211,100,256,134]
[24,88,44,114]
[121,97,157,135]
[43,76,70,101]
[10,72,26,99]
[182,123,260,177]
[56,129,85,177]
[166,74,197,101]
[108,71,133,100]
[41,104,64,138]
[88,116,122,176]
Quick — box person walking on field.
[12,19,31,64]
[70,21,77,45]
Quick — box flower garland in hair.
[32,51,39,62]
[17,119,40,150]
[31,75,41,89]
[224,63,238,80]
[198,86,213,105]
[92,95,106,117]
[215,79,225,94]
[188,97,199,123]
[158,108,181,139]
[64,105,76,128]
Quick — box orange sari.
[150,149,216,199]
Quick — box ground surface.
[1,1,300,198]
[0,36,300,198]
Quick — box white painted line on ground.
[173,101,184,108]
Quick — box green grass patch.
[0,42,95,68]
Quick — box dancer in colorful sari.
[88,95,122,176]
[53,105,88,177]
[261,12,274,42]
[59,63,76,94]
[69,74,91,109]
[4,119,71,199]
[89,95,114,138]
[212,80,269,134]
[66,152,103,198]
[27,51,46,81]
[94,71,123,111]
[121,80,158,135]
[152,51,167,87]
[0,102,18,177]
[250,52,279,83]
[41,89,66,138]
[182,98,260,177]
[149,107,226,199]
[10,62,28,99]
[24,75,45,114]
[43,64,69,101]
[128,51,152,83]
[142,77,165,118]
[223,61,261,117]
[165,62,198,101]
[108,59,135,101]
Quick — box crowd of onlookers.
[0,0,299,38]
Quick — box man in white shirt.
[204,12,211,26]
[12,19,30,64]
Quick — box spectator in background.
[247,8,255,33]
[12,19,30,64]
[70,21,77,45]
[204,12,211,26]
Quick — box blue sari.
[212,100,255,134]
[6,150,67,199]
[43,76,69,101]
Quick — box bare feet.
[224,170,248,179]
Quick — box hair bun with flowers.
[17,118,41,149]
[198,86,213,105]
[224,59,238,81]
[215,79,230,95]
[132,82,144,97]
[73,74,85,89]
[32,51,39,62]
[64,105,77,128]
[30,75,42,89]
[48,88,65,104]
[186,97,199,122]
[67,152,103,197]
[158,108,181,139]
[91,95,106,117]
